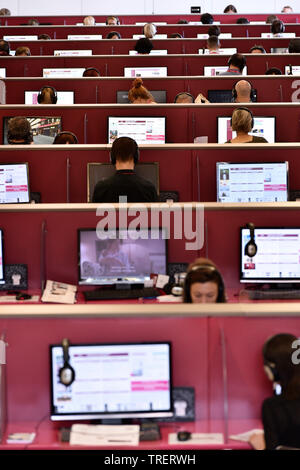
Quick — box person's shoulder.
[253,136,268,143]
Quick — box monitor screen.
[43,68,86,78]
[87,162,159,202]
[285,65,300,75]
[201,48,237,55]
[50,341,173,421]
[3,35,38,41]
[3,116,62,144]
[54,50,92,56]
[78,228,167,286]
[240,227,300,283]
[0,163,30,203]
[132,34,168,39]
[204,66,248,76]
[25,91,74,105]
[261,32,295,38]
[0,229,4,284]
[0,69,6,78]
[271,47,288,54]
[116,90,166,104]
[129,50,168,55]
[67,35,102,40]
[124,67,167,77]
[217,162,288,202]
[108,117,166,144]
[217,116,276,143]
[197,33,232,39]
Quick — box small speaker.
[154,386,195,422]
[0,264,28,291]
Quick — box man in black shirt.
[92,137,158,203]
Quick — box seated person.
[134,37,153,54]
[169,33,183,38]
[83,16,95,26]
[106,31,121,39]
[177,19,188,24]
[201,13,214,24]
[37,86,57,104]
[0,39,10,56]
[53,131,78,144]
[281,5,293,12]
[208,25,220,37]
[232,80,254,103]
[27,18,39,25]
[224,4,237,13]
[271,19,285,36]
[15,46,31,56]
[38,34,51,40]
[106,16,119,25]
[92,137,158,203]
[249,333,300,450]
[226,107,268,144]
[128,78,156,104]
[183,257,226,303]
[250,45,266,54]
[266,14,278,24]
[206,35,220,54]
[288,38,300,53]
[174,92,195,103]
[0,8,11,15]
[7,116,33,144]
[82,67,100,76]
[236,17,249,24]
[266,67,282,75]
[143,23,157,38]
[220,53,246,75]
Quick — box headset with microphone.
[244,222,257,258]
[110,137,140,165]
[183,263,225,303]
[58,338,75,387]
[232,81,257,102]
[37,85,57,104]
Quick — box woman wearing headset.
[226,108,268,144]
[183,257,226,303]
[250,333,300,450]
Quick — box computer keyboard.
[83,287,160,301]
[245,289,300,300]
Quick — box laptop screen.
[43,68,86,78]
[108,117,166,144]
[25,91,74,105]
[0,163,30,203]
[124,67,167,77]
[217,116,276,143]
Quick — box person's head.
[288,38,300,53]
[177,19,188,24]
[27,18,39,25]
[7,116,33,144]
[232,80,253,102]
[263,333,300,400]
[134,37,153,54]
[37,86,57,104]
[82,67,100,77]
[236,17,249,24]
[281,5,293,13]
[106,16,119,26]
[169,33,183,38]
[249,44,266,54]
[224,4,237,13]
[174,92,195,103]
[271,19,285,35]
[15,46,31,56]
[106,31,121,39]
[128,78,155,104]
[38,33,51,40]
[266,14,278,24]
[0,39,10,56]
[83,16,95,26]
[110,137,139,168]
[201,13,214,24]
[231,107,254,134]
[143,23,157,38]
[228,53,246,72]
[0,8,10,15]
[183,258,226,303]
[207,35,220,51]
[53,131,78,144]
[208,25,220,37]
[265,67,283,75]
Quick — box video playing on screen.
[217,162,288,202]
[217,116,275,143]
[124,67,167,78]
[43,68,86,78]
[0,163,30,203]
[50,342,172,421]
[241,227,300,283]
[108,117,166,144]
[78,228,167,285]
[3,116,62,144]
[25,91,74,105]
[204,66,248,76]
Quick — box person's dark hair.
[265,67,282,75]
[0,39,10,56]
[0,8,11,15]
[208,25,220,37]
[288,38,300,53]
[224,4,237,13]
[106,31,121,39]
[27,18,39,25]
[177,19,188,24]
[250,44,266,53]
[169,33,183,38]
[174,92,195,103]
[271,19,285,35]
[183,257,226,303]
[38,86,57,104]
[38,33,51,40]
[266,14,278,24]
[82,67,100,77]
[263,333,300,400]
[15,46,31,56]
[53,131,78,144]
[7,116,33,144]
[228,53,247,72]
[201,13,214,24]
[111,136,139,163]
[128,78,154,103]
[134,37,153,54]
[207,35,220,49]
[236,17,249,24]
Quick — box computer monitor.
[216,162,288,202]
[78,228,167,286]
[43,68,86,78]
[129,50,168,55]
[261,32,295,38]
[54,50,92,56]
[25,91,74,105]
[201,48,237,55]
[135,22,167,25]
[271,47,288,53]
[67,35,102,40]
[208,89,257,103]
[0,163,30,203]
[117,90,166,104]
[204,66,248,76]
[50,341,173,421]
[0,69,6,78]
[124,67,167,78]
[87,162,159,202]
[132,34,168,39]
[217,116,276,143]
[3,116,62,144]
[3,35,38,41]
[285,65,300,75]
[108,117,166,144]
[0,229,4,285]
[240,227,300,283]
[197,33,232,39]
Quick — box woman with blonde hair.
[128,78,155,104]
[226,107,268,143]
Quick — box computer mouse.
[16,293,32,301]
[177,431,191,441]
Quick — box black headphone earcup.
[134,146,140,164]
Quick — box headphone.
[174,92,195,103]
[58,338,75,387]
[244,222,257,258]
[232,81,257,102]
[83,67,101,76]
[228,54,246,72]
[183,264,225,303]
[53,131,78,144]
[231,106,254,130]
[264,361,280,383]
[110,138,140,165]
[37,86,57,104]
